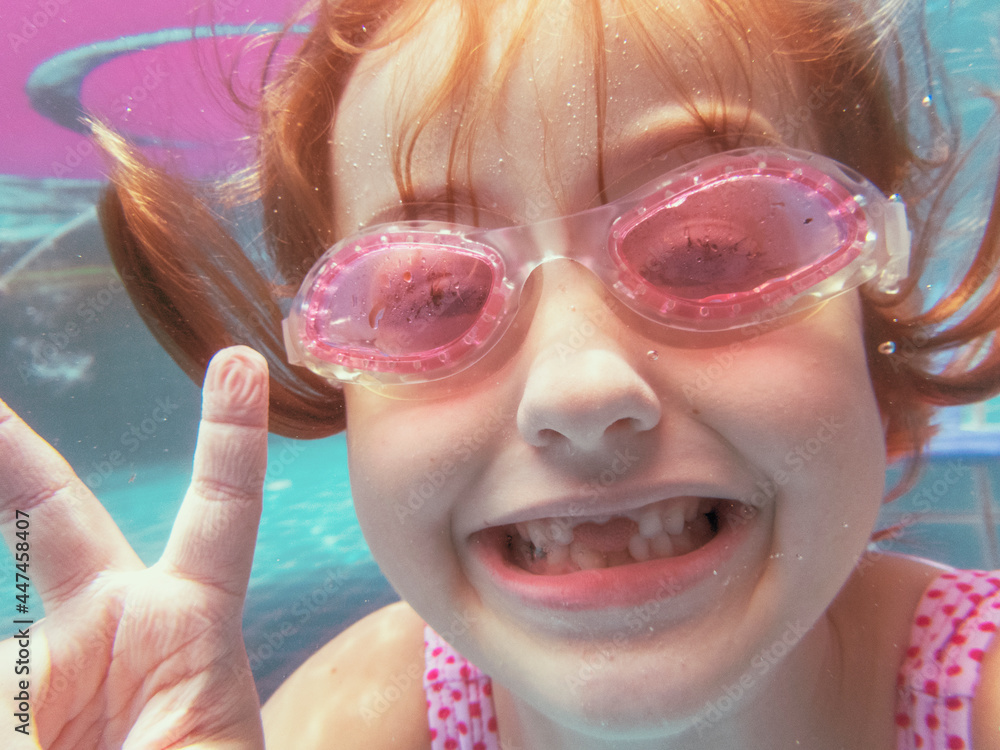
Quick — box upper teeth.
[516,496,707,551]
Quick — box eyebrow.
[364,189,514,229]
[613,107,777,163]
[359,107,781,231]
[599,107,780,200]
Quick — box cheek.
[706,301,884,478]
[683,300,885,508]
[343,388,504,595]
[711,318,886,578]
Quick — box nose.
[515,267,661,451]
[517,347,661,450]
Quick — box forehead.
[330,0,811,234]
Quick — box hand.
[0,346,270,749]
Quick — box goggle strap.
[876,199,912,294]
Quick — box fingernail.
[204,346,269,424]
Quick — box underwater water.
[0,0,999,703]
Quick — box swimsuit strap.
[896,569,1000,749]
[423,625,501,750]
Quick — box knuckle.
[190,476,257,507]
[3,478,77,517]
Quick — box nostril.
[534,428,561,447]
[608,417,645,436]
[516,348,662,449]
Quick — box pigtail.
[96,123,346,438]
[94,0,412,439]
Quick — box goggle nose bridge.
[468,201,626,294]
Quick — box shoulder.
[261,601,431,750]
[835,551,948,646]
[848,554,1000,749]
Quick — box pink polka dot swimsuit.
[896,569,1000,749]
[423,568,1000,749]
[423,626,500,750]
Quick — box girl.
[2,0,1000,747]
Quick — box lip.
[467,500,755,611]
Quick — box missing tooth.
[528,541,547,562]
[706,508,720,534]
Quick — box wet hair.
[97,0,1000,479]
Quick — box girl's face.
[334,0,887,738]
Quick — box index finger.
[0,399,142,605]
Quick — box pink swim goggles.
[284,147,910,387]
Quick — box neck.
[492,615,869,750]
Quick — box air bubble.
[922,94,933,107]
[647,350,659,361]
[877,341,896,355]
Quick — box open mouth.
[501,496,754,575]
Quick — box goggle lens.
[297,236,507,376]
[612,160,864,321]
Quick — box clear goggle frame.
[284,147,911,388]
